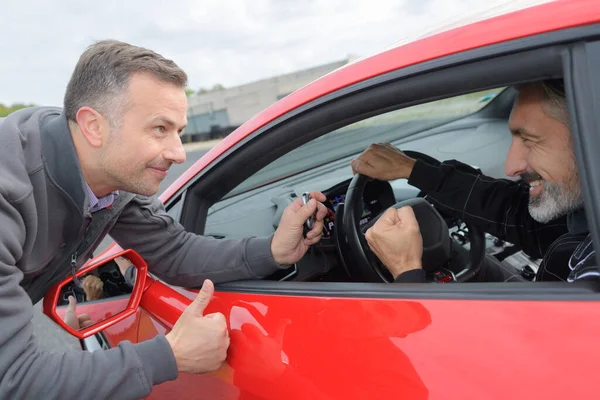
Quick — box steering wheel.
[340,154,486,283]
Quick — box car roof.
[329,0,555,70]
[163,0,600,201]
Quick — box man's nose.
[504,136,528,177]
[164,134,186,165]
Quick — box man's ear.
[75,107,108,148]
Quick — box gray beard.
[528,180,584,223]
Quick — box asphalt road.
[33,147,210,352]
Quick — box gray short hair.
[64,40,187,126]
[519,79,569,126]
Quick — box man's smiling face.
[505,83,583,223]
[98,73,188,196]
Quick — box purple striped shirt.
[85,183,118,213]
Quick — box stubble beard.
[527,167,584,223]
[99,133,160,197]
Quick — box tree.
[185,88,195,97]
[0,103,35,118]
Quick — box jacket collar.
[39,111,88,215]
[567,208,588,234]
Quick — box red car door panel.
[136,284,600,400]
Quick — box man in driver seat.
[351,80,599,283]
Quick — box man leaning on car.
[0,40,328,399]
[353,80,600,283]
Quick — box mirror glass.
[55,256,137,330]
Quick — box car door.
[131,12,600,400]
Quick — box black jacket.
[394,158,597,283]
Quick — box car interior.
[162,43,600,293]
[197,87,535,284]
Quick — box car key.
[301,192,316,237]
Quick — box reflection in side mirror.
[57,256,136,330]
[43,249,147,339]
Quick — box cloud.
[0,0,550,105]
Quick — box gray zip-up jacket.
[0,107,283,399]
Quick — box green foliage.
[0,103,35,117]
[185,88,195,97]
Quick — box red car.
[44,1,600,398]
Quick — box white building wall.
[185,57,354,135]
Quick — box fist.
[350,142,416,181]
[82,275,104,301]
[365,206,423,279]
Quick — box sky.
[0,0,552,106]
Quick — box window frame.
[566,41,600,261]
[166,25,600,300]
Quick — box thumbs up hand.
[166,280,230,374]
[64,295,94,330]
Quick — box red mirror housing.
[42,249,148,339]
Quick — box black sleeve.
[394,269,427,283]
[407,159,568,259]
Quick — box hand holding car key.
[301,192,317,238]
[270,190,328,266]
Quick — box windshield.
[229,88,504,197]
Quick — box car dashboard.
[262,178,541,284]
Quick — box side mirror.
[43,249,147,339]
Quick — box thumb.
[67,295,76,312]
[64,296,78,329]
[190,279,215,316]
[397,206,419,229]
[295,198,317,222]
[380,207,401,226]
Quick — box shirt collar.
[85,183,119,213]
